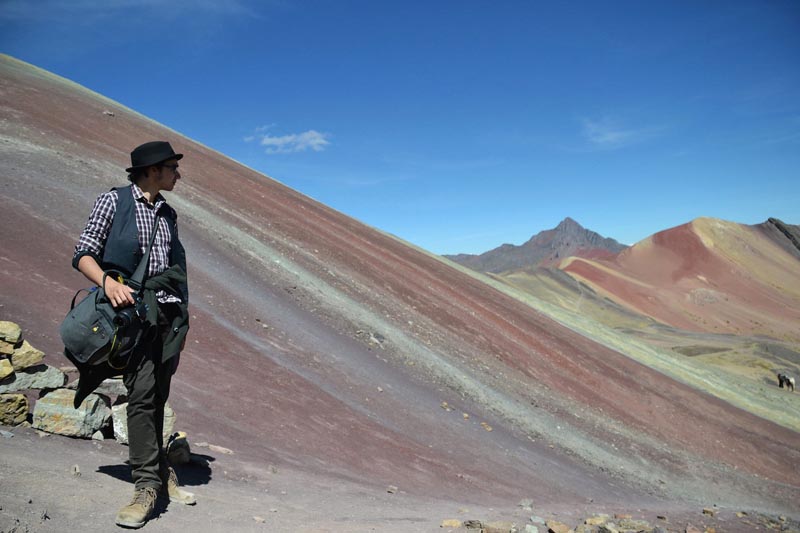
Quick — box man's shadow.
[97,453,215,518]
[98,453,215,487]
[98,453,216,518]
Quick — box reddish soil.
[564,221,800,341]
[1,55,799,531]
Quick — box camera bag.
[60,215,162,368]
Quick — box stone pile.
[438,509,799,533]
[0,320,65,426]
[0,320,179,447]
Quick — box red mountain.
[561,217,800,342]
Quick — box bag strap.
[69,287,96,309]
[127,214,163,290]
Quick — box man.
[73,141,195,529]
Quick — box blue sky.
[3,1,799,254]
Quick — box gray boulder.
[112,401,175,445]
[66,377,127,398]
[32,388,110,438]
[0,364,66,393]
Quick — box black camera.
[114,295,148,328]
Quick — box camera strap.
[126,214,164,293]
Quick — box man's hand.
[78,255,136,309]
[104,277,136,308]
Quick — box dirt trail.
[3,427,794,533]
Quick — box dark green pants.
[123,304,179,490]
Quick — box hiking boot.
[161,465,196,505]
[115,487,157,529]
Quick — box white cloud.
[245,129,331,154]
[580,116,661,150]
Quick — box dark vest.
[101,185,188,302]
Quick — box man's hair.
[127,167,149,183]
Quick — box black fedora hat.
[126,141,183,172]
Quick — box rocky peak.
[446,218,628,273]
[555,217,581,231]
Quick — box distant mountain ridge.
[446,217,628,273]
[760,217,800,258]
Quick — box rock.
[530,516,546,524]
[586,515,610,525]
[387,485,399,494]
[617,518,652,531]
[653,527,668,533]
[112,401,175,444]
[525,527,539,533]
[0,364,67,393]
[441,519,462,528]
[0,358,13,380]
[685,526,701,533]
[0,393,29,425]
[10,341,44,371]
[614,514,632,520]
[32,389,110,438]
[735,512,747,518]
[484,521,517,533]
[68,377,127,398]
[208,443,234,455]
[0,340,15,356]
[96,377,127,397]
[0,321,22,344]
[519,499,534,510]
[702,508,715,516]
[547,520,571,533]
[1,429,14,438]
[599,525,619,533]
[464,520,484,529]
[111,403,127,442]
[253,516,266,523]
[92,430,104,440]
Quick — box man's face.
[156,159,181,191]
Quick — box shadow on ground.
[97,453,215,488]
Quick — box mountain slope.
[446,217,627,273]
[1,54,799,523]
[560,217,800,342]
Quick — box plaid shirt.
[74,184,181,303]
